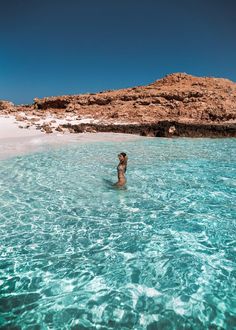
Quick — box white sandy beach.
[0,116,142,160]
[0,116,44,139]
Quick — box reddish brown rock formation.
[1,73,236,137]
[0,100,15,112]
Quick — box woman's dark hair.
[119,152,128,171]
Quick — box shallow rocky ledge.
[62,121,236,138]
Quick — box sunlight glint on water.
[0,138,235,329]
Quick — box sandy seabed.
[0,116,142,160]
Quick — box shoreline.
[0,113,235,160]
[1,112,236,138]
[0,116,142,160]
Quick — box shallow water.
[0,138,235,329]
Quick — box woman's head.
[118,152,128,164]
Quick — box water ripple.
[0,138,235,329]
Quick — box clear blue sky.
[0,0,235,104]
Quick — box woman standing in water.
[115,152,128,187]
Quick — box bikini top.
[117,164,126,173]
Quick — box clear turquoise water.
[0,138,235,329]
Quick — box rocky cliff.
[0,100,14,111]
[1,73,236,137]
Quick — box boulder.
[55,125,64,132]
[0,100,14,112]
[42,124,53,133]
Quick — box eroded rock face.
[0,100,14,112]
[62,122,236,138]
[34,98,70,110]
[1,73,236,136]
[31,73,236,125]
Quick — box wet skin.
[114,154,127,187]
